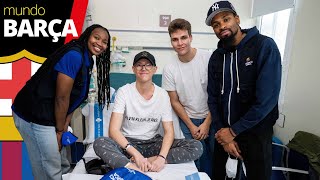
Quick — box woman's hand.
[56,131,63,152]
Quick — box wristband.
[229,128,236,137]
[158,154,166,160]
[124,143,132,151]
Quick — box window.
[258,8,294,127]
[259,9,291,60]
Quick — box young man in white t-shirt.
[162,18,215,178]
[93,51,203,173]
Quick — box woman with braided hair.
[11,24,111,180]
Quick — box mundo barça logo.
[0,0,88,61]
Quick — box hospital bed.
[64,111,210,180]
[63,143,210,180]
[64,73,210,179]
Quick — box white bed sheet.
[65,144,210,180]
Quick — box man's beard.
[221,28,238,47]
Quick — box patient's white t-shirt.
[113,82,172,140]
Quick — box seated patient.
[93,51,203,173]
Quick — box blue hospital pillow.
[100,167,152,180]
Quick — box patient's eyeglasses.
[134,63,154,71]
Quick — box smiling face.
[170,29,193,57]
[87,27,109,56]
[133,59,157,83]
[211,11,241,45]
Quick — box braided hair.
[30,24,111,107]
[78,24,111,107]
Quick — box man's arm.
[198,111,212,140]
[207,56,224,132]
[159,121,174,158]
[150,121,174,172]
[109,112,131,149]
[109,112,150,172]
[162,65,200,139]
[109,112,141,158]
[167,91,200,139]
[231,38,282,135]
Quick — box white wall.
[92,0,211,49]
[109,49,212,74]
[88,0,255,74]
[274,0,320,144]
[83,0,320,144]
[92,0,254,31]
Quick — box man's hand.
[215,128,235,145]
[222,141,242,160]
[197,122,210,140]
[189,125,200,140]
[149,156,166,172]
[133,154,152,172]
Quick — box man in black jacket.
[205,1,282,179]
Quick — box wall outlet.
[276,113,285,128]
